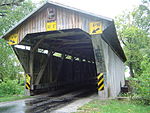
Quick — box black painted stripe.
[98,75,103,81]
[26,82,30,87]
[98,80,104,87]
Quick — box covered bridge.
[1,1,126,97]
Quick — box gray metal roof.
[102,22,126,62]
[1,1,113,39]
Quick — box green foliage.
[0,39,23,81]
[0,0,35,96]
[0,0,35,36]
[115,0,150,104]
[0,79,24,96]
[115,1,150,77]
[132,1,150,31]
[130,57,150,105]
[0,0,35,81]
[0,0,25,17]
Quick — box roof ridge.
[1,1,112,39]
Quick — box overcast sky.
[33,0,141,19]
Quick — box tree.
[115,0,150,104]
[0,0,35,36]
[0,0,35,82]
[115,0,150,77]
[0,0,25,17]
[130,57,150,105]
[0,39,23,81]
[132,0,150,32]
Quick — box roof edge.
[1,1,113,39]
[0,2,46,39]
[46,1,113,21]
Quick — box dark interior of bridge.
[13,29,97,95]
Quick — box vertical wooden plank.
[79,58,82,82]
[56,7,60,30]
[49,51,53,83]
[29,49,34,90]
[71,56,74,81]
[41,9,45,31]
[55,53,65,81]
[35,51,52,85]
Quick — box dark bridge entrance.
[14,29,97,95]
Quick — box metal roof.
[1,1,113,39]
[102,22,126,62]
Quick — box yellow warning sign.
[8,34,18,45]
[89,22,102,35]
[26,74,30,90]
[97,73,104,91]
[46,21,57,31]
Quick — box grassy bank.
[0,95,31,102]
[76,99,150,113]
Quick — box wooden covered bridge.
[1,1,126,97]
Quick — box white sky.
[32,0,141,19]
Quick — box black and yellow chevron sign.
[97,73,104,91]
[26,74,31,90]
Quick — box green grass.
[76,99,150,113]
[0,95,31,102]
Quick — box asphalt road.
[0,99,31,113]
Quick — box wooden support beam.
[71,56,75,81]
[34,39,91,52]
[47,37,90,42]
[54,53,66,82]
[20,32,87,46]
[30,31,89,41]
[34,51,54,85]
[47,41,90,47]
[61,46,92,49]
[79,58,82,81]
[49,52,53,83]
[28,39,45,89]
[31,39,44,52]
[13,47,28,73]
[29,49,34,90]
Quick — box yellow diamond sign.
[89,22,102,35]
[8,34,19,45]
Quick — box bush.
[129,58,150,105]
[0,79,24,96]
